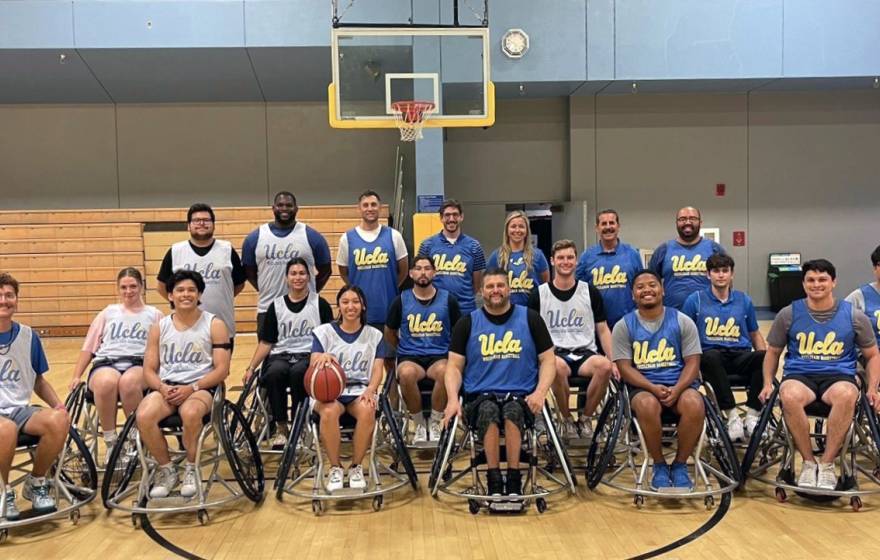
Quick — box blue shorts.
[0,405,42,431]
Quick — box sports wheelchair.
[585,381,740,509]
[101,385,264,526]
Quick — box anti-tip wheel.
[704,495,715,510]
[536,498,547,513]
[311,500,325,516]
[633,495,645,509]
[775,487,787,503]
[468,499,480,515]
[197,509,209,525]
[0,529,8,544]
[131,514,142,530]
[851,496,862,512]
[70,508,81,525]
[372,495,384,512]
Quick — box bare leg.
[631,393,664,462]
[118,367,146,417]
[779,380,817,463]
[22,409,71,477]
[672,389,705,462]
[579,356,613,416]
[820,381,858,463]
[178,391,212,463]
[551,357,573,420]
[484,424,501,468]
[347,399,376,465]
[0,418,18,483]
[136,392,176,465]
[396,362,426,414]
[315,401,344,466]
[504,420,521,469]
[426,360,448,411]
[88,367,121,433]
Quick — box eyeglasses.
[190,218,213,224]
[676,217,700,223]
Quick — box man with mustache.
[648,206,725,309]
[243,192,332,333]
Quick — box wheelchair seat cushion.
[159,413,211,430]
[310,411,358,429]
[804,401,832,418]
[17,433,41,447]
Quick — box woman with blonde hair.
[487,211,550,306]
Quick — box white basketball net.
[390,101,436,142]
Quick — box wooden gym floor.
[4,331,880,559]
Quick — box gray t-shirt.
[611,308,702,362]
[845,284,880,314]
[766,301,876,349]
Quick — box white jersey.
[95,304,161,359]
[312,324,382,397]
[0,324,37,413]
[271,293,321,356]
[171,239,237,336]
[158,312,216,385]
[256,223,316,312]
[538,281,597,353]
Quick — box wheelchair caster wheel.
[775,488,787,503]
[197,510,209,525]
[131,514,141,529]
[389,462,399,473]
[372,496,384,512]
[536,498,547,513]
[851,496,862,512]
[468,499,480,515]
[0,529,8,544]
[443,466,453,482]
[311,500,325,516]
[704,495,715,510]
[633,495,645,509]
[70,508,81,525]
[873,467,880,480]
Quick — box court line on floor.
[141,514,207,560]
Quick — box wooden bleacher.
[0,206,386,337]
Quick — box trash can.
[768,253,805,312]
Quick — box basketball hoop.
[390,101,436,142]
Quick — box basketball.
[304,358,347,403]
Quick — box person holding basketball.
[310,285,386,492]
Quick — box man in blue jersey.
[417,199,486,315]
[443,268,556,496]
[612,270,704,492]
[243,191,332,332]
[844,244,880,346]
[576,209,643,328]
[649,206,725,309]
[761,259,880,491]
[386,256,461,444]
[682,253,767,442]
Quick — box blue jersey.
[681,289,758,351]
[418,233,485,315]
[487,249,549,307]
[859,284,880,343]
[576,241,642,327]
[624,308,686,386]
[649,238,724,309]
[345,227,399,325]
[464,306,538,395]
[398,289,453,356]
[783,299,858,377]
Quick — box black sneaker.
[505,469,522,496]
[487,468,504,496]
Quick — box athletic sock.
[103,430,118,444]
[430,409,444,422]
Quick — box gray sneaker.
[149,466,179,499]
[2,489,19,520]
[180,464,198,498]
[26,479,56,514]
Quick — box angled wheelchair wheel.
[859,393,880,461]
[217,400,265,503]
[236,371,269,442]
[585,386,624,490]
[56,427,98,500]
[740,387,780,486]
[101,413,141,508]
[65,382,86,426]
[275,400,310,498]
[427,422,455,491]
[703,396,741,483]
[379,394,419,490]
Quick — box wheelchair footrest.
[488,500,527,514]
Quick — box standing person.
[243,258,333,448]
[845,244,880,344]
[69,268,163,464]
[336,190,408,332]
[487,210,550,307]
[157,203,246,349]
[529,240,615,439]
[760,259,880,491]
[576,209,643,328]
[385,256,461,444]
[417,199,486,315]
[648,206,725,309]
[681,254,767,441]
[243,191,332,332]
[0,273,70,518]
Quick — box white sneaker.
[727,415,745,442]
[816,462,837,491]
[326,466,344,492]
[412,423,428,445]
[348,464,367,489]
[562,420,579,440]
[180,464,198,498]
[797,461,818,488]
[271,432,288,449]
[149,466,179,498]
[577,417,594,441]
[744,410,761,437]
[3,489,20,520]
[428,419,443,442]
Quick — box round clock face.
[502,30,528,58]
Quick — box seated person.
[243,257,333,448]
[444,268,555,496]
[528,240,616,439]
[385,256,460,444]
[68,267,163,463]
[760,259,880,490]
[844,244,880,348]
[137,270,230,499]
[0,273,70,519]
[310,286,385,492]
[612,270,704,492]
[682,254,766,441]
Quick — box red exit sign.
[733,231,745,246]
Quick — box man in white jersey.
[157,203,245,350]
[243,192,332,333]
[528,240,616,440]
[138,270,231,499]
[0,273,70,518]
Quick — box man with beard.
[612,270,704,492]
[648,206,725,309]
[443,268,556,496]
[576,209,643,328]
[243,192,332,332]
[385,256,461,444]
[417,199,486,315]
[158,203,246,349]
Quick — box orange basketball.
[304,358,347,403]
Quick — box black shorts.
[397,355,446,371]
[463,393,533,440]
[781,373,858,401]
[555,348,597,377]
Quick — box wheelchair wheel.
[740,387,779,486]
[860,393,880,463]
[428,422,455,491]
[100,413,140,508]
[65,382,86,426]
[585,386,624,490]
[379,394,419,490]
[236,370,269,443]
[56,426,98,501]
[703,396,741,483]
[274,400,310,498]
[217,400,265,503]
